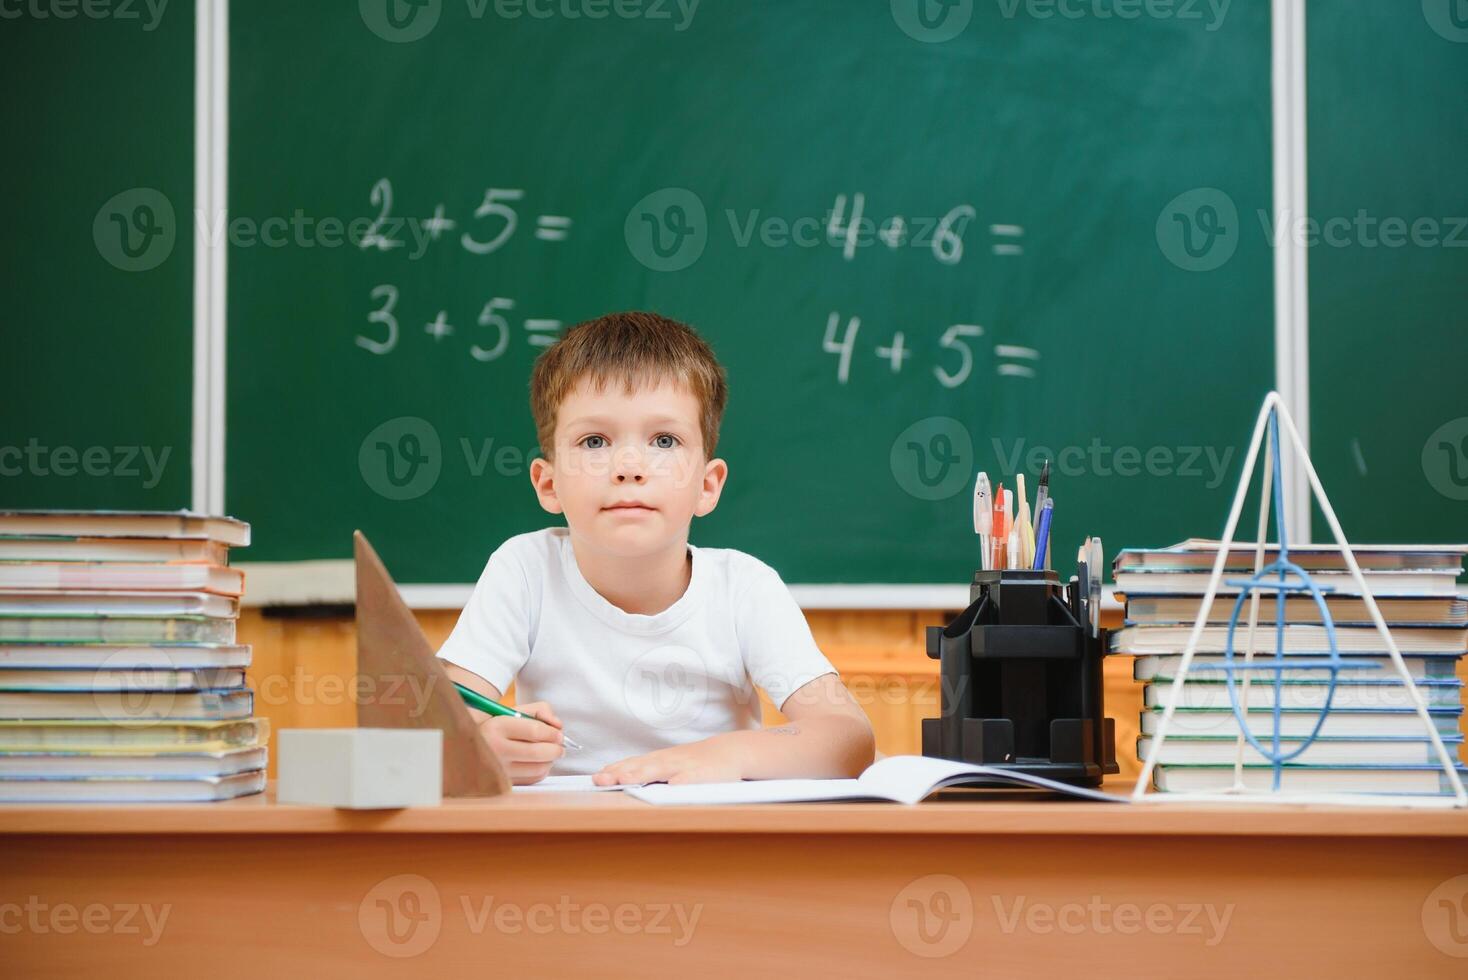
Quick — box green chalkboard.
[227,1,1276,583]
[2,10,194,509]
[1307,1,1468,546]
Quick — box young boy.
[437,311,875,787]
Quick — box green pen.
[454,681,583,750]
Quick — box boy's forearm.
[443,662,502,702]
[704,714,875,780]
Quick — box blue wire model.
[1215,409,1377,790]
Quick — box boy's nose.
[613,449,646,483]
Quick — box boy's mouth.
[604,502,656,513]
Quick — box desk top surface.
[1,780,1466,837]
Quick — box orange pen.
[991,482,1008,570]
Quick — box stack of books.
[1113,539,1468,797]
[0,510,266,802]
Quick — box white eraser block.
[277,728,442,809]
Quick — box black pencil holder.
[922,569,1117,787]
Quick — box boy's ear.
[529,456,563,514]
[693,457,729,519]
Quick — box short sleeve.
[434,543,533,694]
[735,560,837,710]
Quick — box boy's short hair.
[530,311,729,461]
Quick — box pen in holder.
[922,565,1117,787]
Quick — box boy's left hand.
[593,740,743,786]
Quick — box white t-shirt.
[435,527,836,775]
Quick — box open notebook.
[617,755,1126,805]
[512,774,630,793]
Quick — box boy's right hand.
[478,701,565,785]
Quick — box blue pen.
[1032,498,1055,569]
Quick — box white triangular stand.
[1133,392,1467,808]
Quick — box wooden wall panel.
[240,608,1463,781]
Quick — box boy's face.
[529,377,727,556]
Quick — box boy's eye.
[578,433,679,450]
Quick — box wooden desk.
[4,784,1468,978]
